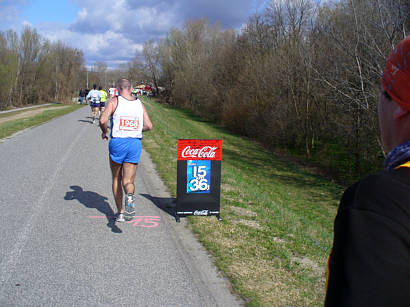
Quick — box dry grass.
[0,104,83,140]
[0,106,70,124]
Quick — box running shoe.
[124,193,135,217]
[116,213,125,222]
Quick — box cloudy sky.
[0,0,270,68]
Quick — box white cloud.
[2,0,262,68]
[0,1,24,31]
[78,8,88,19]
[22,20,32,27]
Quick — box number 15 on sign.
[187,160,211,193]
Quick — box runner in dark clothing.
[79,88,86,105]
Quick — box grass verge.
[140,97,343,306]
[0,104,84,139]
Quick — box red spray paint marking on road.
[88,216,161,228]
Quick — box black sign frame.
[175,141,222,222]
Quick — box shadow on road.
[140,193,176,218]
[64,185,122,233]
[78,116,95,124]
[78,119,93,124]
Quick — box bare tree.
[126,0,409,179]
[0,26,85,108]
[143,40,160,95]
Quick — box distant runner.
[99,86,108,114]
[79,88,86,105]
[99,78,153,222]
[87,84,102,124]
[109,87,118,98]
[132,88,138,97]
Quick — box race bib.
[119,116,140,131]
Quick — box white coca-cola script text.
[181,146,218,159]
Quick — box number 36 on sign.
[187,160,211,193]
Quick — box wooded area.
[0,26,84,107]
[140,0,409,181]
[0,27,132,109]
[1,0,408,181]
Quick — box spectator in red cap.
[325,36,410,306]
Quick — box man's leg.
[110,158,123,214]
[122,162,138,194]
[95,107,98,120]
[122,162,138,218]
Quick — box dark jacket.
[325,166,410,306]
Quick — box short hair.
[98,86,102,90]
[116,79,131,91]
[93,84,97,89]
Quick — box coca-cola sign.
[177,139,223,161]
[181,146,217,159]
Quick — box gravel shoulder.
[0,105,69,124]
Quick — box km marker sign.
[176,139,223,222]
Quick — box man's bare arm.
[142,104,153,131]
[99,97,117,139]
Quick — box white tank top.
[111,96,143,138]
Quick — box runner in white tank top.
[111,96,144,139]
[87,84,102,123]
[99,78,153,222]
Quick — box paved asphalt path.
[0,106,243,306]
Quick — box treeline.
[0,26,85,109]
[140,0,409,181]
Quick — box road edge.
[139,148,245,307]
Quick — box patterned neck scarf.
[384,141,410,171]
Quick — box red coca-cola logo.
[181,146,217,159]
[178,140,222,160]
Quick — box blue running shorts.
[109,138,142,164]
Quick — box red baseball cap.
[382,36,410,110]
